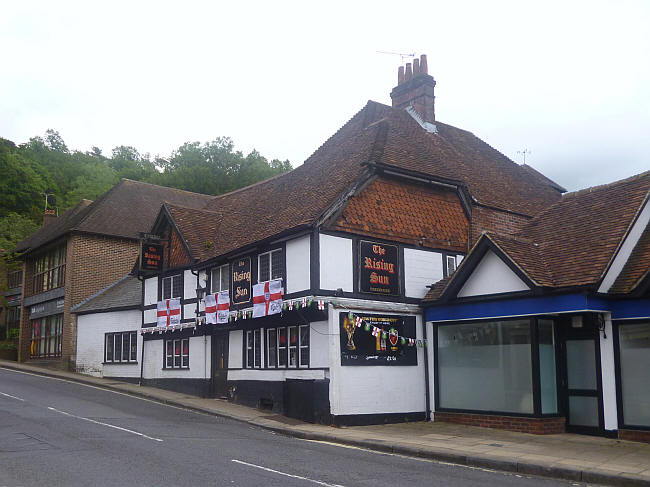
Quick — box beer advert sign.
[140,243,163,272]
[359,240,400,296]
[231,257,251,305]
[339,312,417,366]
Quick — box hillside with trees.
[0,130,292,251]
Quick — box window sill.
[162,367,190,370]
[103,361,138,365]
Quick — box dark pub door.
[212,332,229,398]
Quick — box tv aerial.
[377,51,416,63]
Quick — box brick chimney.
[42,209,57,227]
[390,54,436,125]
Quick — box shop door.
[212,333,229,398]
[559,318,604,435]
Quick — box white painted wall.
[142,335,210,379]
[328,304,426,416]
[183,303,196,320]
[286,235,311,294]
[599,313,618,431]
[319,234,353,292]
[599,199,650,293]
[76,310,142,378]
[457,250,530,298]
[143,308,157,325]
[310,320,329,368]
[404,248,443,298]
[228,369,328,381]
[198,270,207,313]
[229,330,243,368]
[144,277,157,306]
[184,270,196,299]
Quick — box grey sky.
[2,0,648,192]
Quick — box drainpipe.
[137,273,145,387]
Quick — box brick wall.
[161,225,191,269]
[619,429,650,444]
[64,234,139,365]
[18,234,139,368]
[434,411,566,435]
[469,205,531,246]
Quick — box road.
[0,368,583,487]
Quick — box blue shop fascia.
[423,171,650,440]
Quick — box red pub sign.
[359,240,400,296]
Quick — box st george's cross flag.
[205,290,230,324]
[252,279,283,318]
[157,299,181,327]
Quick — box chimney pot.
[42,209,57,227]
[405,63,413,81]
[390,54,436,125]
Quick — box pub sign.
[231,257,251,305]
[339,312,417,366]
[140,243,163,272]
[359,240,400,296]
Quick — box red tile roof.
[329,176,468,252]
[423,171,650,302]
[14,179,213,253]
[166,101,563,264]
[609,222,650,294]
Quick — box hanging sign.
[339,312,416,366]
[140,243,163,272]
[359,240,400,296]
[231,257,251,305]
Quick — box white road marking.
[0,391,25,401]
[232,459,345,487]
[47,406,163,442]
[0,367,211,416]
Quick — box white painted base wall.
[76,310,142,378]
[327,302,426,416]
[142,335,210,380]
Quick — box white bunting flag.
[371,326,380,337]
[252,279,283,318]
[354,316,363,328]
[317,300,325,310]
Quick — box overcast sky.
[2,1,648,192]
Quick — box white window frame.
[267,328,277,368]
[265,325,309,369]
[246,329,262,368]
[211,264,230,293]
[162,273,182,299]
[105,331,138,363]
[165,338,189,369]
[258,249,283,282]
[446,255,457,276]
[299,324,309,368]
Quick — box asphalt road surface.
[0,368,586,487]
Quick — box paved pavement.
[1,360,649,486]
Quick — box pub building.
[134,55,569,425]
[423,171,650,440]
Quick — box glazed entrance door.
[212,332,229,398]
[559,318,604,434]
